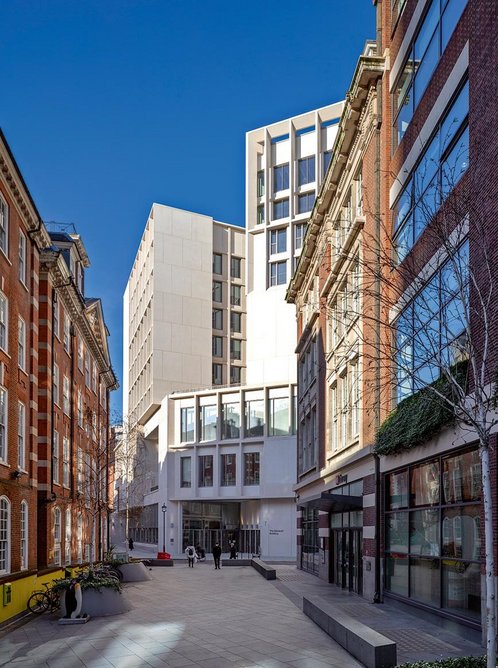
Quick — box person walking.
[128,536,134,551]
[185,544,197,568]
[229,540,237,560]
[212,542,222,569]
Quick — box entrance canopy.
[303,492,363,513]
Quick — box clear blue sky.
[1,1,375,417]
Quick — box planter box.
[118,562,152,582]
[60,587,132,618]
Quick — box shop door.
[330,528,363,594]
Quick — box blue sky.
[1,1,375,417]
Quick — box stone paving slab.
[0,563,363,667]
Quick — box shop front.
[384,446,482,626]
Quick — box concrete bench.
[146,558,174,567]
[303,596,396,668]
[221,559,251,566]
[251,558,276,580]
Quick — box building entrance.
[182,501,241,554]
[330,528,363,594]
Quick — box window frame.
[0,195,8,258]
[18,401,26,471]
[18,231,27,285]
[0,496,11,575]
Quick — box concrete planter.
[118,562,153,582]
[60,587,132,617]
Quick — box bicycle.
[27,582,60,615]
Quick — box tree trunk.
[480,444,496,668]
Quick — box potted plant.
[54,570,132,618]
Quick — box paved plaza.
[0,564,363,668]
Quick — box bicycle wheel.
[109,567,123,582]
[27,591,50,614]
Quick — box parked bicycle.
[27,582,60,615]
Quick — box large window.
[230,339,241,360]
[63,314,71,353]
[396,240,468,400]
[298,156,315,186]
[18,317,26,370]
[231,257,241,279]
[0,497,10,574]
[294,223,306,250]
[212,309,223,330]
[0,292,8,351]
[19,232,26,284]
[393,0,468,145]
[230,366,241,384]
[270,229,286,255]
[222,402,240,439]
[212,336,222,358]
[244,452,260,485]
[63,376,70,414]
[63,437,70,487]
[298,192,315,214]
[230,284,241,306]
[301,507,319,575]
[273,163,289,192]
[20,500,28,570]
[273,199,289,220]
[245,399,264,437]
[18,402,26,471]
[269,395,289,436]
[257,170,265,197]
[257,205,265,226]
[394,80,469,260]
[385,448,481,620]
[220,454,236,486]
[198,455,213,487]
[64,508,71,565]
[0,388,7,462]
[230,312,241,333]
[0,196,8,257]
[270,261,286,287]
[180,407,195,442]
[212,281,222,303]
[213,253,222,275]
[180,457,191,488]
[212,363,222,385]
[200,405,217,441]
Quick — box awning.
[302,492,363,513]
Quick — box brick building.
[0,130,117,625]
[287,0,497,635]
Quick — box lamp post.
[161,503,167,553]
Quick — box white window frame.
[0,195,8,257]
[0,292,8,352]
[18,231,27,285]
[63,314,71,352]
[53,299,60,340]
[63,437,70,487]
[85,350,91,387]
[20,500,28,570]
[0,496,11,574]
[0,388,7,463]
[63,376,70,415]
[18,401,26,470]
[53,430,60,485]
[64,508,71,565]
[77,390,83,428]
[18,317,26,371]
[78,340,84,372]
[92,363,97,393]
[53,363,60,406]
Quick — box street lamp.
[161,503,167,553]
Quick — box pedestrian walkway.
[272,565,484,666]
[0,563,363,668]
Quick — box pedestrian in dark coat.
[229,540,237,559]
[212,542,222,569]
[128,537,134,551]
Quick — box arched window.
[20,500,28,570]
[64,508,71,565]
[0,496,11,574]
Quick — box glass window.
[63,437,70,487]
[257,170,265,197]
[198,455,213,487]
[273,199,289,220]
[230,312,241,333]
[0,497,10,574]
[18,401,26,470]
[212,363,222,385]
[231,257,241,279]
[441,0,468,51]
[18,317,26,371]
[0,196,8,257]
[53,300,60,340]
[63,376,70,414]
[298,192,315,214]
[257,205,265,225]
[410,509,440,556]
[442,449,481,504]
[244,452,260,485]
[270,261,287,287]
[410,558,440,605]
[52,430,59,484]
[410,461,440,506]
[212,336,223,357]
[323,151,332,175]
[386,512,409,553]
[442,505,480,560]
[63,314,71,353]
[222,402,240,439]
[220,454,236,486]
[180,407,195,442]
[388,470,409,509]
[213,253,222,275]
[20,501,28,570]
[230,366,241,384]
[201,405,217,440]
[270,229,286,254]
[19,232,26,284]
[230,339,241,360]
[0,388,7,462]
[294,223,306,250]
[230,284,241,306]
[0,293,8,351]
[180,457,191,488]
[269,397,289,436]
[298,156,315,185]
[212,309,223,330]
[442,559,481,619]
[273,163,289,192]
[245,399,264,437]
[386,556,409,596]
[212,281,222,303]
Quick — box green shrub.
[397,656,493,668]
[374,360,468,456]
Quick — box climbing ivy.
[374,360,469,456]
